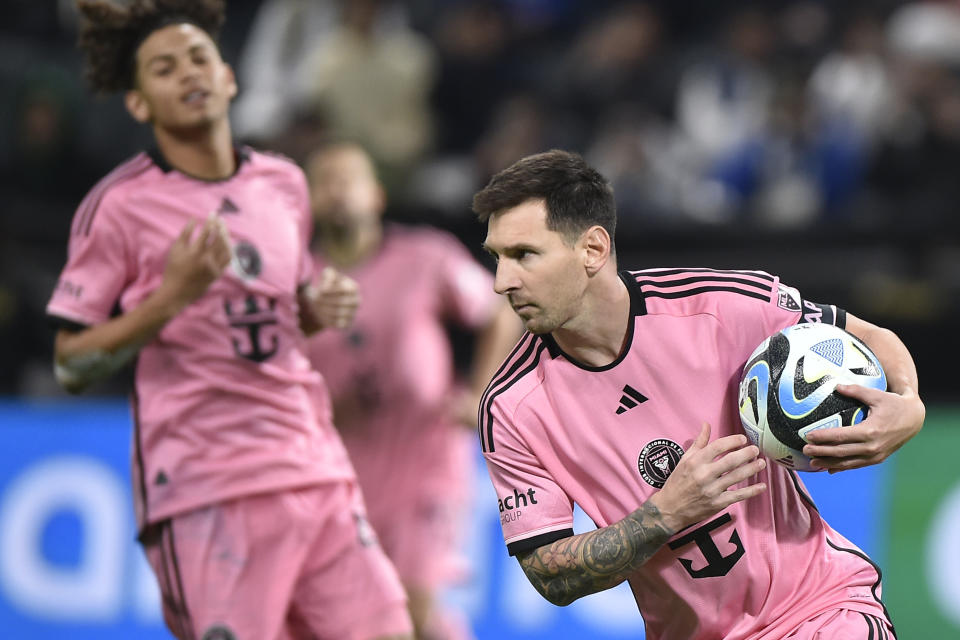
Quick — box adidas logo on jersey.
[615,385,648,414]
[218,196,240,214]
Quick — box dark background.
[1,0,956,400]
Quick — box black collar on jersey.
[146,144,250,182]
[542,270,647,372]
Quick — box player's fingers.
[326,310,354,328]
[177,218,197,244]
[719,482,767,508]
[333,273,359,294]
[712,444,761,477]
[802,424,870,446]
[194,213,218,250]
[322,284,360,299]
[803,439,874,460]
[213,218,232,256]
[810,455,875,473]
[689,422,711,452]
[317,266,338,291]
[834,383,884,404]
[718,456,766,488]
[702,433,751,460]
[208,218,231,252]
[216,216,230,239]
[210,236,232,270]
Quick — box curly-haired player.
[46,2,414,638]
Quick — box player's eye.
[515,249,533,261]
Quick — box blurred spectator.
[808,10,895,145]
[431,1,512,154]
[232,0,338,143]
[1,67,91,202]
[559,3,673,125]
[673,6,778,221]
[300,0,437,189]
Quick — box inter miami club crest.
[231,240,262,280]
[638,439,684,488]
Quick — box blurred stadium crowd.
[1,0,958,397]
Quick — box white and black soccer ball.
[737,323,887,471]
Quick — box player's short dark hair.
[472,149,616,248]
[76,0,226,94]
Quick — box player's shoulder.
[389,223,463,250]
[385,223,473,263]
[478,332,551,453]
[627,267,779,317]
[243,146,310,203]
[70,152,157,235]
[88,152,157,196]
[243,144,299,169]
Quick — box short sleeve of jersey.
[723,278,846,352]
[46,192,130,327]
[483,401,575,556]
[436,234,498,329]
[771,281,846,330]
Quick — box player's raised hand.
[161,213,233,306]
[649,422,767,533]
[803,383,925,473]
[306,267,360,330]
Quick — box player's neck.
[552,272,631,367]
[317,221,383,269]
[152,118,236,180]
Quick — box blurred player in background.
[474,150,924,639]
[46,2,413,638]
[305,142,520,639]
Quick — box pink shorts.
[142,482,412,640]
[785,607,895,639]
[368,487,468,593]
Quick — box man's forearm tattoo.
[517,502,673,606]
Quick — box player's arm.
[803,313,925,471]
[516,424,766,606]
[55,215,231,393]
[516,501,672,606]
[297,266,360,336]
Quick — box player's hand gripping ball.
[738,323,886,471]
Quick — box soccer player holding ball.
[46,2,413,638]
[474,150,924,638]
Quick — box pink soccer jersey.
[306,226,499,526]
[46,148,355,531]
[481,268,892,640]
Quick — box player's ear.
[124,89,152,124]
[373,182,387,218]
[223,62,238,100]
[581,225,611,275]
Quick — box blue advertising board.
[0,399,887,639]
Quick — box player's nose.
[493,261,518,295]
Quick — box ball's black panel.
[746,377,759,425]
[766,333,790,383]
